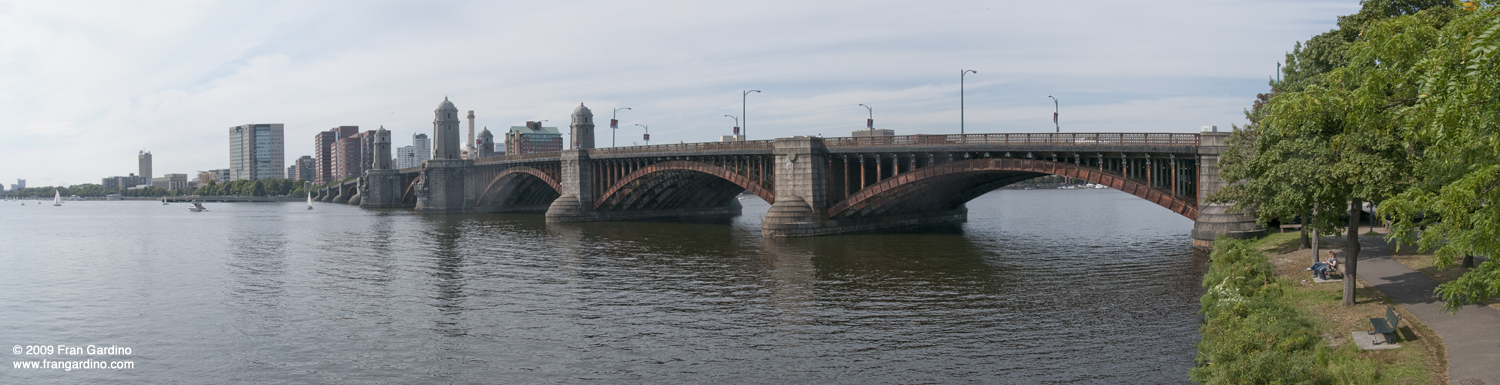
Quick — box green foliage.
[1192,238,1397,384]
[186,178,305,197]
[1378,2,1500,310]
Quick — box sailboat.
[162,197,168,205]
[306,191,314,210]
[52,190,62,206]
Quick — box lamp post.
[961,69,976,135]
[1047,95,1059,133]
[858,104,873,132]
[635,123,649,146]
[743,90,760,139]
[724,115,739,138]
[612,107,631,147]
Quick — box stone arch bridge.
[317,132,1259,247]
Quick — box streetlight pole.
[635,123,649,146]
[743,90,760,139]
[858,103,873,133]
[612,107,631,147]
[724,115,739,138]
[961,69,976,135]
[1047,95,1059,133]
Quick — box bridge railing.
[474,151,564,164]
[822,133,1200,147]
[588,140,776,156]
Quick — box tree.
[1381,4,1500,311]
[1215,0,1454,307]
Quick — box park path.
[1351,235,1500,385]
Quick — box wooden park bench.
[1369,306,1402,345]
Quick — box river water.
[1,188,1205,384]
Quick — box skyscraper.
[138,151,152,179]
[228,123,285,181]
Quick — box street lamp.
[611,107,631,147]
[1047,95,1059,133]
[635,123,649,146]
[725,115,740,137]
[743,90,760,139]
[858,103,873,132]
[961,69,976,135]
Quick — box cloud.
[0,0,1358,186]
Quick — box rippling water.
[0,189,1205,384]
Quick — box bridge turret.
[373,126,392,170]
[571,103,594,150]
[477,127,494,158]
[433,97,461,160]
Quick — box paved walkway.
[1351,235,1500,385]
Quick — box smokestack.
[466,110,476,159]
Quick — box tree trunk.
[1343,198,1362,307]
[1311,227,1320,266]
[1301,210,1311,250]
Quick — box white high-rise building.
[412,133,432,163]
[396,145,418,169]
[228,123,285,181]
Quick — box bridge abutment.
[359,169,405,208]
[1191,132,1264,249]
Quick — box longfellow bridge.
[318,99,1260,247]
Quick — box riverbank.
[1194,233,1444,383]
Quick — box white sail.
[307,191,314,210]
[52,190,61,206]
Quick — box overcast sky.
[0,0,1359,187]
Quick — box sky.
[0,0,1361,187]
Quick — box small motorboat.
[189,202,208,212]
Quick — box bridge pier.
[414,159,471,213]
[762,136,969,237]
[331,183,351,204]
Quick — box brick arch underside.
[474,167,561,212]
[827,158,1198,221]
[594,160,774,212]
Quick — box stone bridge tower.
[360,126,404,208]
[415,97,472,213]
[546,103,597,220]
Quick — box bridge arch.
[474,166,562,213]
[827,158,1198,221]
[594,160,774,211]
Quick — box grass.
[1219,233,1447,384]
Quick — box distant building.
[331,134,361,181]
[396,145,417,169]
[476,127,495,158]
[13,179,24,191]
[505,121,562,155]
[138,151,152,179]
[151,174,189,191]
[101,174,150,190]
[228,123,285,181]
[314,126,358,184]
[286,156,315,181]
[413,133,431,162]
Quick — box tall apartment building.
[331,134,362,181]
[138,151,152,179]
[286,156,315,181]
[314,126,358,184]
[505,121,563,155]
[413,133,431,162]
[228,123,285,181]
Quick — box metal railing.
[588,140,775,156]
[473,151,564,164]
[822,133,1200,147]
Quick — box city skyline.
[0,1,1360,186]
